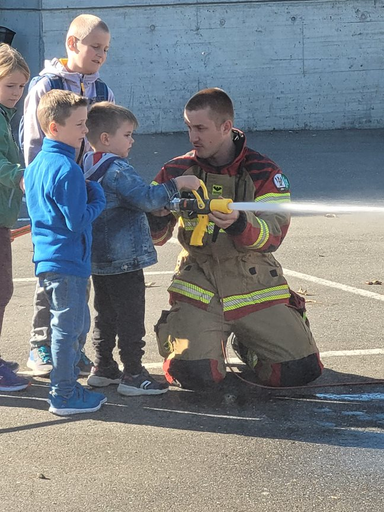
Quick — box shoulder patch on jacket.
[273,173,290,191]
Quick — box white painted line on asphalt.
[0,394,47,402]
[144,406,263,421]
[321,349,384,357]
[145,271,174,275]
[13,277,35,282]
[316,393,384,402]
[284,269,384,301]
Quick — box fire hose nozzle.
[169,197,233,215]
[168,180,234,246]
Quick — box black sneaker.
[87,364,123,387]
[117,368,169,396]
[77,350,93,376]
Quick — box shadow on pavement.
[0,368,383,449]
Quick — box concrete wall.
[1,0,383,133]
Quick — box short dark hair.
[185,88,234,125]
[86,102,138,146]
[37,89,88,134]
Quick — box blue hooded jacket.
[24,138,106,277]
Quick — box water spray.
[228,201,384,215]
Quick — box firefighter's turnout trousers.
[156,250,323,390]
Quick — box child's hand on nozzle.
[174,175,201,192]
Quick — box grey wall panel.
[1,0,383,133]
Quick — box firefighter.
[149,88,323,390]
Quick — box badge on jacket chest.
[212,184,223,196]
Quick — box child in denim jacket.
[83,102,200,396]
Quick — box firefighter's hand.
[209,209,239,228]
[174,175,201,191]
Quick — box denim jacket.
[84,154,179,275]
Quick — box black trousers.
[0,228,13,339]
[91,270,146,374]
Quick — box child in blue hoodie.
[24,90,106,415]
[0,43,30,392]
[83,102,200,396]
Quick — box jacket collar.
[41,137,76,159]
[0,103,17,122]
[191,129,247,176]
[83,151,119,181]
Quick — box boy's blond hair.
[86,102,138,146]
[0,43,30,81]
[66,14,109,42]
[37,89,88,134]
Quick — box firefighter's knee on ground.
[257,352,324,387]
[165,357,226,390]
[155,308,227,390]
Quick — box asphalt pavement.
[1,129,384,512]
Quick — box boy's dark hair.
[86,102,138,146]
[37,90,88,134]
[185,88,234,125]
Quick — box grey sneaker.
[77,350,93,376]
[27,346,52,377]
[117,368,169,396]
[87,364,122,387]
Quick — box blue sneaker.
[27,346,52,376]
[48,384,107,416]
[0,357,19,372]
[0,362,30,391]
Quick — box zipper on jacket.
[8,189,15,208]
[77,77,86,165]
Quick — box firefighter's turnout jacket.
[150,130,323,389]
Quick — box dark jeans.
[0,227,13,339]
[92,270,146,374]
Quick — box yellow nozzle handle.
[189,180,234,246]
[190,215,209,246]
[209,198,233,214]
[191,180,209,208]
[190,180,209,246]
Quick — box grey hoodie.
[22,58,115,165]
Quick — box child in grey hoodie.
[22,14,114,378]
